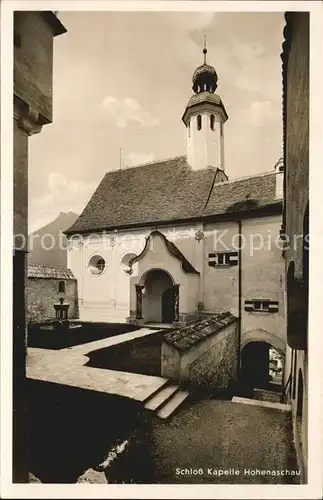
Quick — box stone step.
[253,388,282,403]
[144,384,179,411]
[232,396,291,412]
[157,390,189,420]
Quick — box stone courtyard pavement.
[26,328,167,402]
[26,327,300,485]
[146,398,300,484]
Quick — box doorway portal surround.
[135,269,179,324]
[128,231,199,325]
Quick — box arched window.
[297,369,304,419]
[197,115,202,131]
[58,280,65,293]
[296,369,304,449]
[292,350,297,399]
[303,204,309,285]
[210,114,215,130]
[287,259,307,350]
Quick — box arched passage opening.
[240,341,284,397]
[297,369,304,418]
[140,269,176,324]
[296,369,304,449]
[303,203,309,349]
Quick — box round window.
[88,255,106,276]
[121,252,137,275]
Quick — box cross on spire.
[203,34,207,64]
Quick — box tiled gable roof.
[164,312,237,351]
[65,156,281,235]
[28,265,75,280]
[130,230,199,275]
[204,171,278,216]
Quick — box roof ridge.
[66,157,280,235]
[28,264,71,270]
[108,154,187,173]
[215,170,276,186]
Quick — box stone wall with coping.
[188,323,237,394]
[161,313,238,394]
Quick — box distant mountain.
[28,212,79,268]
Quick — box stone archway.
[240,342,283,394]
[241,328,285,355]
[137,268,178,324]
[240,330,285,397]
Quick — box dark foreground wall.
[13,11,66,482]
[26,380,147,483]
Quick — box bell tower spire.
[203,34,207,64]
[182,40,228,171]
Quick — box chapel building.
[65,46,286,370]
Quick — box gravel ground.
[148,398,300,484]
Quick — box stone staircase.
[143,381,189,420]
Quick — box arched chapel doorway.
[162,287,176,323]
[140,269,178,324]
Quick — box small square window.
[244,299,278,313]
[208,251,238,267]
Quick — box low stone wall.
[86,331,164,376]
[27,277,78,323]
[161,312,238,394]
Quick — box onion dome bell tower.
[182,39,228,171]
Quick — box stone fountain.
[39,297,81,332]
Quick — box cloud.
[167,12,217,32]
[232,42,265,63]
[29,173,97,232]
[125,152,155,167]
[101,96,159,128]
[248,100,278,127]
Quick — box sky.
[28,10,285,232]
